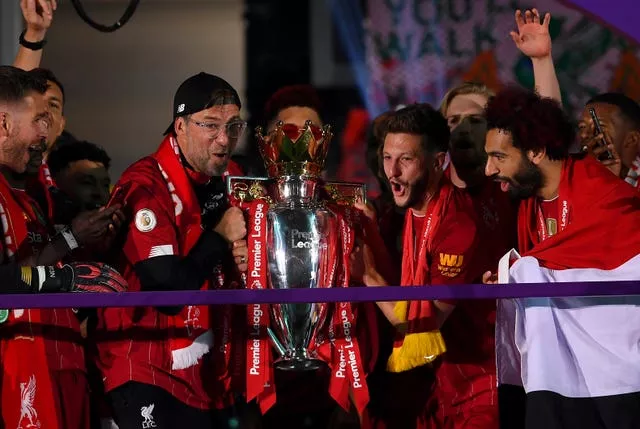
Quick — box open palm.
[510,9,552,59]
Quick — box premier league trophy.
[227,121,365,372]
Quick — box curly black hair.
[485,86,573,160]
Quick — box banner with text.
[365,0,640,118]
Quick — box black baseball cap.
[163,72,241,135]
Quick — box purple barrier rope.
[1,280,640,309]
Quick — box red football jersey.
[3,189,85,373]
[432,180,515,426]
[95,158,214,410]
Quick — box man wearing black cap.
[95,73,249,428]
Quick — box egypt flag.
[496,156,640,429]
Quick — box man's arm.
[123,186,245,314]
[13,0,56,71]
[510,9,562,104]
[358,213,478,329]
[21,205,125,266]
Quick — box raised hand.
[510,8,552,59]
[20,0,57,40]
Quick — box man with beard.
[484,87,640,429]
[353,104,498,428]
[95,72,249,428]
[579,93,640,190]
[12,0,70,224]
[0,65,126,429]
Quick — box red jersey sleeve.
[429,211,478,288]
[122,185,179,266]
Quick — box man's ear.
[623,129,640,153]
[434,151,447,171]
[174,117,186,136]
[0,112,11,141]
[527,147,546,165]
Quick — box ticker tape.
[0,280,640,309]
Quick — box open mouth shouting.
[389,179,408,198]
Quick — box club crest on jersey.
[18,375,39,429]
[135,209,157,233]
[141,403,156,428]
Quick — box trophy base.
[274,358,327,372]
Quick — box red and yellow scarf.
[387,181,454,372]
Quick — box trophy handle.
[267,327,286,358]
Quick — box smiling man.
[484,87,640,429]
[355,104,499,428]
[96,72,249,428]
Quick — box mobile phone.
[106,182,131,208]
[588,108,614,161]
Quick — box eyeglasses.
[187,117,247,139]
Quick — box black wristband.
[19,30,47,51]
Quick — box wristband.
[19,30,47,51]
[60,226,80,250]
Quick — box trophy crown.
[256,120,333,178]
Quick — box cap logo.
[177,103,185,113]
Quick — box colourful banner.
[365,0,640,117]
[563,0,638,44]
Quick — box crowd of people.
[1,1,640,429]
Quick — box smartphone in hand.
[589,107,615,161]
[106,182,132,209]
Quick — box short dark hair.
[29,68,65,106]
[485,87,573,160]
[263,84,323,125]
[383,103,450,154]
[0,65,47,105]
[47,140,111,178]
[587,92,640,129]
